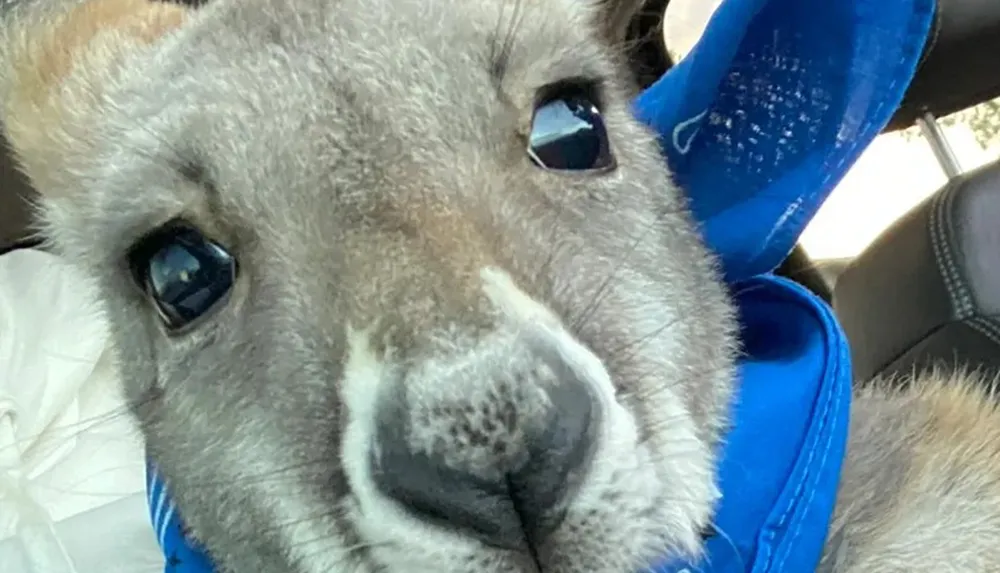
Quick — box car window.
[662,0,1000,261]
[799,104,1000,260]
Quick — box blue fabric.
[147,465,214,572]
[652,275,851,573]
[635,0,935,282]
[146,0,935,570]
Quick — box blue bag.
[147,0,935,570]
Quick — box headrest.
[888,0,1000,131]
[633,0,935,281]
[834,158,1000,382]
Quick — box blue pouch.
[148,0,935,570]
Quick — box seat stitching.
[967,316,1000,346]
[928,189,962,314]
[941,183,977,316]
[929,186,973,319]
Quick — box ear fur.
[0,0,189,194]
[592,0,648,49]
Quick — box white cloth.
[0,248,162,572]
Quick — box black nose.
[369,357,601,550]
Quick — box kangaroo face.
[0,0,738,571]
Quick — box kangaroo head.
[0,0,738,570]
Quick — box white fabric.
[0,248,162,572]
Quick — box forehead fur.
[21,0,648,264]
[0,0,632,196]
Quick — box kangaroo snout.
[346,267,610,554]
[371,328,602,550]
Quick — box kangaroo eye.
[128,223,237,332]
[527,87,615,173]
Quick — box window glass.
[662,0,721,63]
[799,113,1000,260]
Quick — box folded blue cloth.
[638,0,932,570]
[148,0,934,571]
[635,0,933,283]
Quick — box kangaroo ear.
[590,0,648,48]
[0,0,190,194]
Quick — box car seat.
[828,0,1000,383]
[833,159,1000,383]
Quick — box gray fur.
[1,0,737,571]
[818,374,1000,573]
[4,0,1000,571]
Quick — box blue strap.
[147,464,214,573]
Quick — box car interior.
[1,0,999,382]
[625,0,1000,384]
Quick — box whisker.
[700,521,746,572]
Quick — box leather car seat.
[833,159,1000,383]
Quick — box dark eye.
[128,223,237,332]
[527,88,615,172]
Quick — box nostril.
[370,381,526,550]
[368,356,602,551]
[371,434,524,548]
[507,365,601,540]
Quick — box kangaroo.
[1,0,999,571]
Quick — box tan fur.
[0,0,185,191]
[821,371,1000,572]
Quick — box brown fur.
[1,0,186,191]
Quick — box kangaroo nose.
[369,350,602,550]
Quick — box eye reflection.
[132,225,237,331]
[527,93,614,172]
